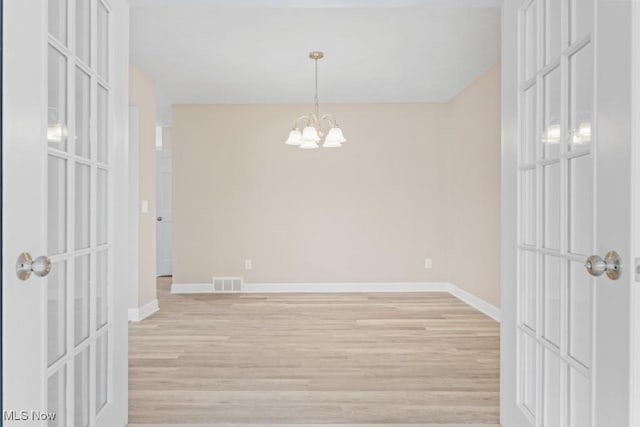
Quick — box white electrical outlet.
[424,258,432,269]
[244,259,252,270]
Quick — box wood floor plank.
[128,278,499,426]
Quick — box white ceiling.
[130,1,501,104]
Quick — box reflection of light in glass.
[47,123,68,143]
[542,124,561,144]
[572,122,591,145]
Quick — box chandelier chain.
[314,58,320,119]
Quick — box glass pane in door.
[48,261,67,366]
[542,67,561,158]
[569,44,593,150]
[545,0,561,63]
[97,168,108,245]
[569,368,590,426]
[75,0,90,64]
[569,154,593,255]
[543,255,561,347]
[568,261,592,367]
[75,68,91,158]
[570,0,593,43]
[96,250,108,328]
[523,1,538,81]
[543,162,561,250]
[75,164,91,249]
[520,249,537,330]
[522,86,537,164]
[48,47,68,151]
[48,156,67,255]
[96,333,109,413]
[48,366,66,427]
[48,0,67,45]
[97,85,108,163]
[74,349,90,427]
[521,332,537,416]
[543,349,562,427]
[97,3,109,80]
[74,255,90,345]
[521,169,537,246]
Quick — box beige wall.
[171,64,501,306]
[444,63,502,307]
[173,104,450,284]
[130,64,158,307]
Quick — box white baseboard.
[447,283,500,322]
[128,299,159,322]
[243,282,450,293]
[169,281,500,322]
[171,283,214,294]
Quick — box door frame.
[0,0,4,414]
[630,0,640,424]
[499,0,521,424]
[109,1,131,425]
[128,105,140,317]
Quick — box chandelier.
[285,51,346,149]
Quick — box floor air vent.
[212,277,243,293]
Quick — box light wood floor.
[128,277,500,426]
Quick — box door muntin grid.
[516,0,594,426]
[46,0,112,425]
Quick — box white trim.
[130,0,503,8]
[448,283,501,322]
[630,0,640,425]
[171,283,214,294]
[108,2,132,426]
[170,281,500,322]
[127,299,159,322]
[128,105,140,311]
[243,282,451,293]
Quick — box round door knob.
[16,252,52,281]
[585,251,622,280]
[585,255,606,276]
[157,216,163,222]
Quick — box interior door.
[501,0,633,426]
[3,0,129,426]
[155,149,172,276]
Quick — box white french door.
[3,0,129,426]
[502,0,634,426]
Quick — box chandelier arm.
[294,115,310,129]
[315,115,336,136]
[321,114,337,127]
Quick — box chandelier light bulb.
[302,126,320,142]
[285,128,302,145]
[323,126,346,148]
